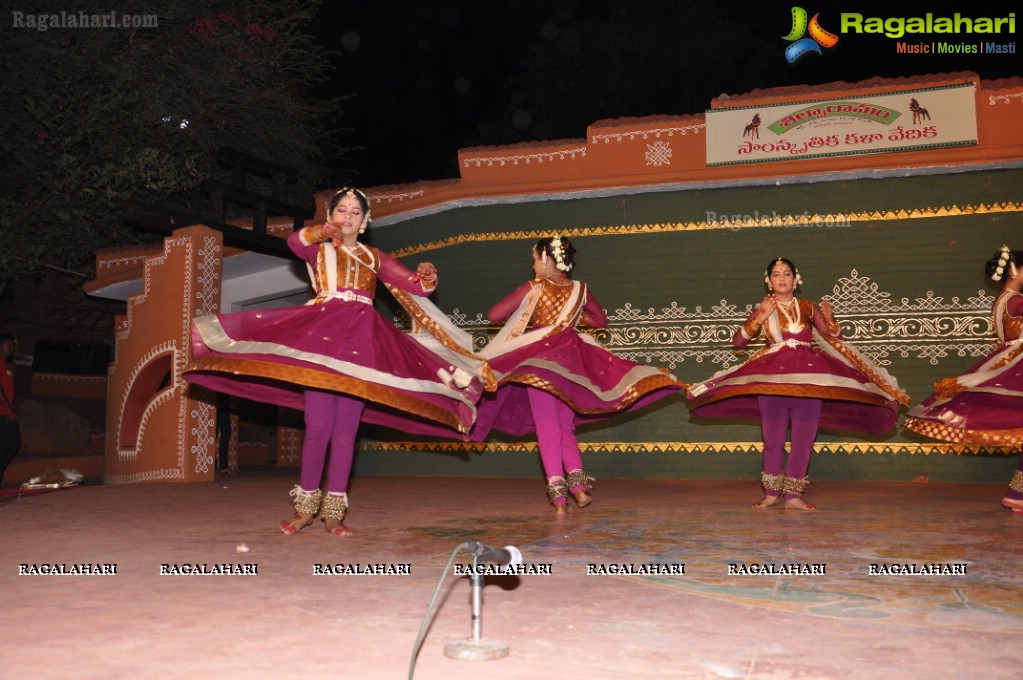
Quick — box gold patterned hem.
[184,356,469,435]
[386,284,498,391]
[689,383,896,411]
[903,416,1023,448]
[991,344,1023,371]
[816,333,910,405]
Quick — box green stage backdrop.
[351,166,1022,484]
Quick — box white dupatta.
[478,281,585,360]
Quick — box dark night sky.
[311,0,1020,188]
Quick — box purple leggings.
[298,390,365,493]
[757,395,822,499]
[527,388,585,489]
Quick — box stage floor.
[2,473,1021,679]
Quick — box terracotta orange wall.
[102,226,223,483]
[90,72,1022,293]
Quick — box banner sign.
[705,82,978,166]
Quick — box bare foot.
[280,513,315,535]
[1001,497,1023,513]
[573,489,592,508]
[784,497,817,511]
[324,518,353,537]
[553,502,569,516]
[752,495,781,509]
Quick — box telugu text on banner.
[705,82,978,166]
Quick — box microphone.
[465,541,523,566]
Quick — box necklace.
[539,274,570,287]
[776,298,802,334]
[340,242,369,262]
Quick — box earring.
[359,227,366,234]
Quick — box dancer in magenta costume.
[185,187,481,536]
[688,257,909,510]
[904,245,1023,512]
[470,236,684,514]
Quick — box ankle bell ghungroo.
[1009,470,1023,494]
[546,476,569,504]
[566,469,594,493]
[289,485,322,515]
[761,472,785,493]
[783,476,810,498]
[320,491,349,521]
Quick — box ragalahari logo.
[782,7,839,63]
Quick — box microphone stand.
[443,550,510,661]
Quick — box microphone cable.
[408,541,471,680]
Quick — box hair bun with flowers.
[550,235,572,272]
[991,244,1011,282]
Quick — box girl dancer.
[904,245,1023,511]
[688,257,908,510]
[186,187,480,535]
[472,236,683,514]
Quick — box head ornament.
[550,235,572,272]
[764,257,802,288]
[329,186,372,226]
[992,244,1011,282]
